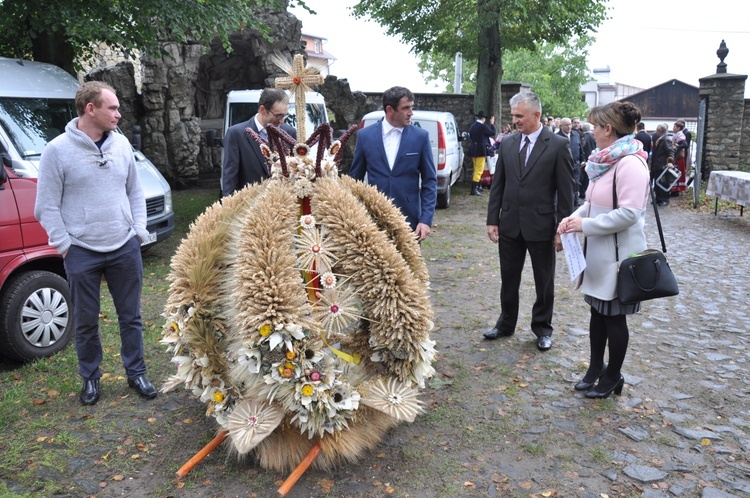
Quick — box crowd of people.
[33,80,691,407]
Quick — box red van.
[0,159,72,362]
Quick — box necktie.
[259,128,268,141]
[520,136,530,168]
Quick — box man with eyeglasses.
[221,87,297,196]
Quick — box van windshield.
[228,102,327,139]
[0,97,76,157]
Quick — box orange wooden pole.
[277,443,322,496]
[175,430,228,478]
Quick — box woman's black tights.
[588,307,629,382]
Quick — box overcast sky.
[291,0,750,96]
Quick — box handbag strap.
[611,157,669,264]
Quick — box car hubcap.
[20,287,69,348]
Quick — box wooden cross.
[274,54,324,140]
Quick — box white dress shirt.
[382,119,403,170]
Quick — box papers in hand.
[561,232,586,282]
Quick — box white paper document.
[561,233,586,282]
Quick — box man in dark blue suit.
[221,88,297,197]
[349,86,437,242]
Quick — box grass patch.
[0,188,217,497]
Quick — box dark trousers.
[651,166,670,203]
[64,237,146,380]
[495,232,556,338]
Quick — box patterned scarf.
[585,134,648,182]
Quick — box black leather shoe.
[585,375,624,399]
[536,336,552,351]
[128,375,157,399]
[80,379,100,406]
[574,364,607,391]
[483,327,514,340]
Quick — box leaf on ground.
[429,376,454,389]
[131,454,140,460]
[99,481,108,488]
[491,473,507,483]
[464,481,475,488]
[136,443,148,451]
[518,481,533,489]
[33,399,45,405]
[147,417,157,423]
[113,475,124,481]
[317,478,334,493]
[375,453,386,458]
[384,486,395,494]
[36,437,47,442]
[542,490,558,497]
[47,390,60,398]
[701,438,711,446]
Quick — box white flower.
[319,272,337,289]
[267,323,305,351]
[328,383,361,413]
[299,214,316,229]
[237,347,262,374]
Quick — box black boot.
[470,182,483,196]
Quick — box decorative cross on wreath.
[272,53,325,140]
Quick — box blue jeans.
[64,237,146,380]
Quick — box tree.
[0,0,309,75]
[418,37,592,120]
[352,0,607,118]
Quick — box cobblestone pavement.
[422,189,750,498]
[5,187,750,498]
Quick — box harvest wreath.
[160,55,437,474]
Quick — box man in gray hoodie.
[35,81,157,405]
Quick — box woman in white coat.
[557,101,651,399]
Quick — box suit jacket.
[487,126,575,241]
[635,130,652,154]
[468,120,496,157]
[349,120,438,230]
[221,117,296,196]
[582,131,597,160]
[556,129,585,164]
[650,133,674,170]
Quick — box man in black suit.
[484,92,575,351]
[635,122,651,155]
[557,117,585,204]
[221,88,297,196]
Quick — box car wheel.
[0,271,72,362]
[436,182,451,209]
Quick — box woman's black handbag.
[612,163,679,305]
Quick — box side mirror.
[206,129,223,147]
[131,125,142,151]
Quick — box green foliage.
[354,0,607,115]
[0,0,310,74]
[418,37,592,118]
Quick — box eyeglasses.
[272,112,287,120]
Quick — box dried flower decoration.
[300,214,316,229]
[294,143,310,158]
[360,377,424,422]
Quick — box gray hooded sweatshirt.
[34,118,148,255]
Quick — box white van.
[0,57,175,249]
[224,89,329,140]
[359,110,464,209]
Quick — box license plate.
[141,232,157,246]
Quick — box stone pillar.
[699,41,747,175]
